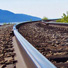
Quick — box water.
[0,23,4,25]
[0,22,23,25]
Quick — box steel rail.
[43,20,68,25]
[13,21,56,68]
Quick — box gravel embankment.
[19,21,68,68]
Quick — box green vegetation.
[30,19,32,21]
[3,22,14,25]
[42,17,48,20]
[27,19,32,22]
[3,23,7,25]
[56,12,68,23]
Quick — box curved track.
[14,21,68,68]
[13,21,56,68]
[0,21,68,68]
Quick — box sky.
[0,0,68,19]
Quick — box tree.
[42,17,48,20]
[56,12,68,23]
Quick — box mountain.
[0,9,41,23]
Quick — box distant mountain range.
[0,9,41,23]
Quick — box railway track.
[17,21,68,68]
[13,21,56,68]
[1,21,68,68]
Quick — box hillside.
[0,9,41,23]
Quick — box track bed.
[0,25,17,68]
[19,21,68,68]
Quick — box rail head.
[43,20,68,25]
[13,21,56,68]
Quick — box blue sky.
[0,0,68,19]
